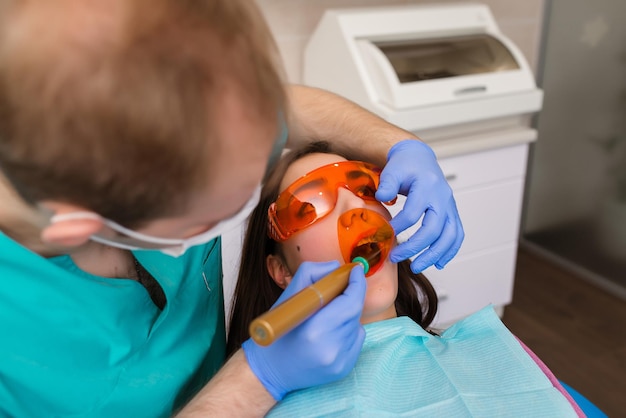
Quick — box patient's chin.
[360,262,398,323]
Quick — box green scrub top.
[0,122,287,416]
[0,232,225,417]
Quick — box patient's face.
[272,153,398,324]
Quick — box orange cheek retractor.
[338,208,394,277]
[249,208,395,346]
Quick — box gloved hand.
[376,139,464,272]
[243,261,366,401]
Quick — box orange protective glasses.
[268,161,385,242]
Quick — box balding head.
[0,0,285,227]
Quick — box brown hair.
[0,0,285,227]
[226,141,438,357]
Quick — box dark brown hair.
[0,0,285,227]
[226,142,438,357]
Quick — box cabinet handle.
[445,173,457,182]
[454,85,487,95]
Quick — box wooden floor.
[502,247,626,417]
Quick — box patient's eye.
[347,170,377,199]
[295,202,316,220]
[354,184,377,198]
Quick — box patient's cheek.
[361,264,398,321]
[287,223,343,263]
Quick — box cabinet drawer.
[438,144,528,191]
[424,244,518,328]
[452,178,524,256]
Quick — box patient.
[227,142,438,351]
[227,142,583,417]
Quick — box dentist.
[0,0,463,417]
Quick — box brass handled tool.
[249,257,370,346]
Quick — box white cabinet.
[388,143,529,327]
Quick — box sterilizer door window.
[373,34,521,83]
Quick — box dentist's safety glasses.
[268,161,395,242]
[50,185,262,257]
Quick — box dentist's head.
[0,0,285,255]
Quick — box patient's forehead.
[280,153,348,192]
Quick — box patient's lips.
[338,209,394,276]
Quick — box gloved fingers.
[405,209,457,273]
[301,264,366,341]
[375,167,404,204]
[274,260,340,306]
[387,183,430,237]
[390,203,444,263]
[433,206,464,270]
[325,264,366,318]
[299,308,365,374]
[311,322,365,379]
[342,325,366,373]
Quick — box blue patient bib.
[268,306,577,417]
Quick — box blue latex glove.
[376,139,464,272]
[243,261,366,401]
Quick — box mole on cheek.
[296,246,301,252]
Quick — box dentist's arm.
[287,85,464,272]
[286,84,413,166]
[176,350,275,418]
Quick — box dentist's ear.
[266,254,293,289]
[39,202,104,247]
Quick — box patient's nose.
[338,206,370,229]
[337,187,367,212]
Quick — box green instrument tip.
[351,256,370,275]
